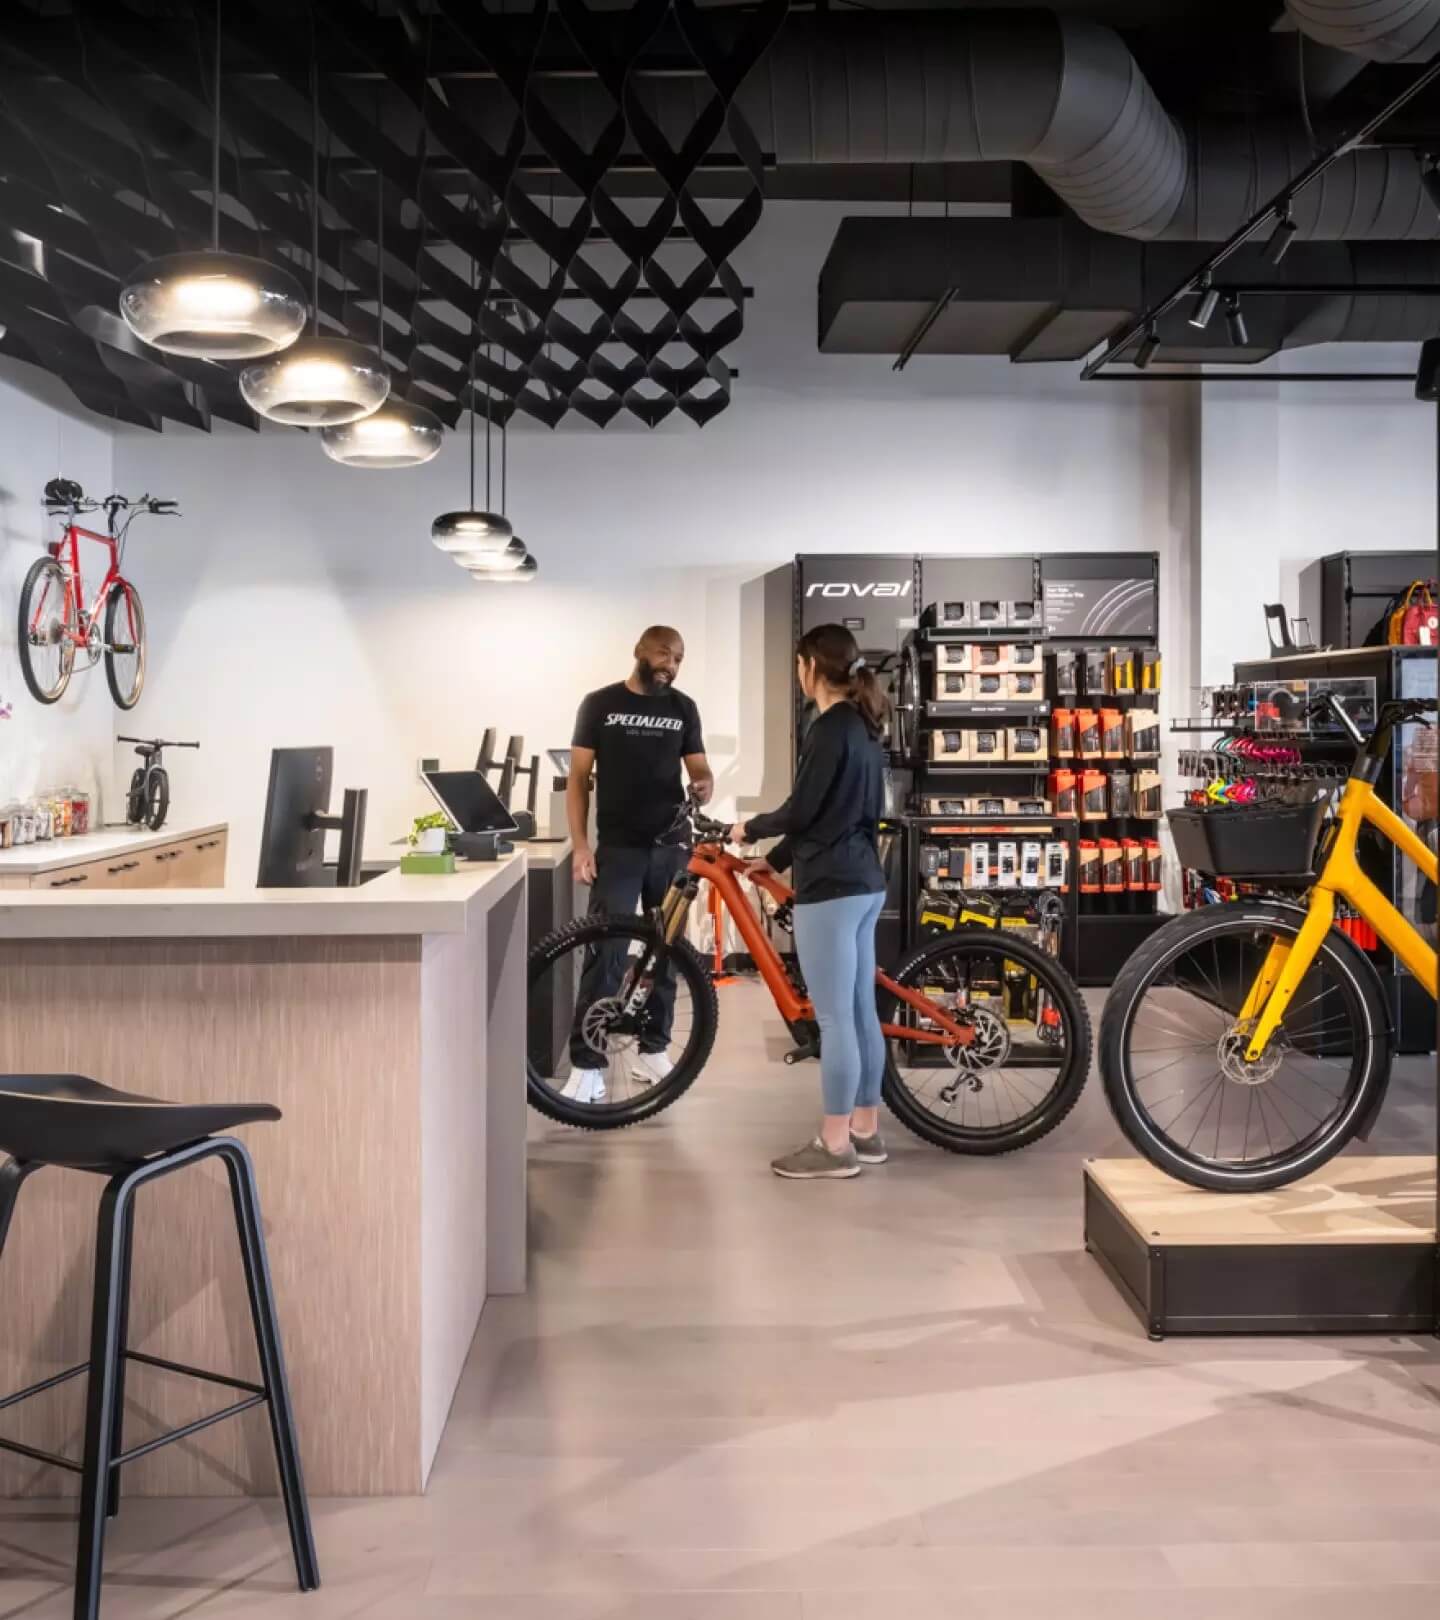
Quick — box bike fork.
[1241,891,1336,1062]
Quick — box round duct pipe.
[1285,0,1440,63]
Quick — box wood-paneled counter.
[0,823,228,891]
[0,856,528,1498]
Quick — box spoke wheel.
[1100,903,1390,1192]
[17,557,75,704]
[881,929,1092,1154]
[144,769,170,831]
[528,916,719,1129]
[104,580,146,710]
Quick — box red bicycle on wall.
[528,794,1092,1156]
[17,478,177,711]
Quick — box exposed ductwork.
[728,10,1440,241]
[1285,0,1440,63]
[817,215,1440,362]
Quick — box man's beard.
[635,659,672,693]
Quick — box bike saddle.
[44,477,83,506]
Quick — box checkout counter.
[0,835,529,1498]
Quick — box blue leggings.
[791,890,887,1116]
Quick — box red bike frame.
[686,841,974,1048]
[34,515,134,656]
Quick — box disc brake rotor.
[1217,1020,1286,1085]
[580,996,636,1061]
[937,1004,1012,1102]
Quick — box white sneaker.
[572,1068,607,1104]
[633,1051,674,1088]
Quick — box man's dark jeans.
[568,843,690,1070]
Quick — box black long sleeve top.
[743,700,885,905]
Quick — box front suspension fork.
[1240,891,1335,1062]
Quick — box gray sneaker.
[771,1137,861,1180]
[851,1131,888,1165]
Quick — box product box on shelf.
[970,841,992,888]
[1108,648,1137,694]
[1053,648,1080,696]
[1134,768,1163,817]
[1083,649,1108,695]
[971,794,1007,816]
[1010,670,1044,700]
[1050,708,1075,758]
[970,727,1007,761]
[931,730,970,763]
[1049,767,1078,818]
[1145,838,1162,890]
[1075,708,1103,760]
[972,670,1009,701]
[1009,601,1044,631]
[972,600,1007,629]
[972,642,1010,673]
[1080,768,1109,821]
[1109,768,1133,818]
[1044,841,1069,890]
[1078,840,1101,893]
[936,642,971,671]
[1009,642,1043,674]
[1100,839,1126,893]
[1020,841,1043,889]
[935,601,971,630]
[1139,648,1163,693]
[995,841,1019,888]
[924,795,971,816]
[934,670,971,702]
[1123,838,1146,890]
[1008,796,1051,816]
[1127,709,1161,757]
[1008,726,1046,762]
[1100,708,1127,759]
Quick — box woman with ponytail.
[729,623,890,1179]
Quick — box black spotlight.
[1189,284,1220,330]
[1264,204,1298,266]
[1420,153,1440,215]
[1134,324,1160,369]
[1416,337,1440,401]
[1224,293,1248,348]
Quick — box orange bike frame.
[685,843,973,1048]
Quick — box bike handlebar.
[1310,691,1435,751]
[117,737,200,750]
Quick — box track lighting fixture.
[1224,293,1248,348]
[120,0,304,358]
[1188,282,1219,330]
[1134,325,1160,370]
[1264,201,1298,267]
[1421,153,1440,216]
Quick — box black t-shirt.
[573,682,705,848]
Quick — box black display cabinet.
[1233,645,1437,1053]
[1297,551,1434,650]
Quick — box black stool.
[0,1076,320,1620]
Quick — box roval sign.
[805,580,913,598]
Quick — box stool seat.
[0,1076,280,1170]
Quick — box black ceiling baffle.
[0,0,786,431]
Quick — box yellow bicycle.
[1100,692,1437,1191]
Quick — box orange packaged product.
[1077,841,1101,894]
[1079,768,1108,821]
[1050,708,1075,758]
[1100,838,1125,892]
[1048,768,1078,819]
[1123,838,1146,890]
[1075,708,1102,760]
[1144,838,1163,891]
[1100,708,1126,759]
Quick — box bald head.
[632,625,685,693]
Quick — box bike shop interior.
[0,3,1437,1616]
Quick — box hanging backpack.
[1366,579,1439,647]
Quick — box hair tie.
[848,655,866,677]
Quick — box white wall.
[0,372,117,814]
[113,203,1198,876]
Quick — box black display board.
[1041,554,1158,638]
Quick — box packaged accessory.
[1053,648,1079,695]
[932,730,969,763]
[996,841,1018,889]
[920,844,942,881]
[1100,708,1126,759]
[1010,670,1042,699]
[936,601,971,629]
[972,795,1006,815]
[935,670,970,701]
[1009,643,1043,673]
[1009,726,1045,761]
[1134,768,1163,818]
[1080,768,1109,821]
[945,845,970,885]
[1044,841,1069,890]
[1108,648,1136,694]
[1048,768,1078,819]
[1083,648,1108,695]
[1010,796,1050,816]
[1144,838,1163,891]
[972,600,1006,629]
[973,671,1007,699]
[1020,842,1043,889]
[1050,708,1075,758]
[1109,768,1133,818]
[1078,841,1101,893]
[1123,838,1146,890]
[971,841,992,888]
[1139,648,1162,693]
[1075,708,1102,759]
[937,642,971,670]
[1009,600,1043,630]
[971,727,1005,760]
[972,642,1006,671]
[1100,839,1125,892]
[926,796,970,816]
[1127,708,1161,757]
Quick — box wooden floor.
[3,983,1438,1618]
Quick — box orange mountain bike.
[528,797,1092,1154]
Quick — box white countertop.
[0,822,229,876]
[524,836,573,870]
[0,851,527,939]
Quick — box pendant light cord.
[375,85,384,364]
[469,193,477,510]
[310,24,320,337]
[212,0,222,250]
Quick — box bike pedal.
[782,1043,819,1066]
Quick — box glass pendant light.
[119,0,306,358]
[459,536,527,571]
[318,147,441,468]
[239,59,388,425]
[474,550,537,583]
[433,207,511,553]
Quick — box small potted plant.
[410,811,449,855]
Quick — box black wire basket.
[1167,798,1328,879]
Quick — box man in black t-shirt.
[566,626,713,1101]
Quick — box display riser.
[1068,913,1167,985]
[1085,1156,1437,1339]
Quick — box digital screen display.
[421,770,518,836]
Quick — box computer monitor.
[257,747,368,888]
[421,769,519,839]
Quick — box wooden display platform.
[1084,1156,1437,1339]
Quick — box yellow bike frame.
[1241,777,1438,1061]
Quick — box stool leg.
[218,1139,320,1593]
[0,1159,38,1264]
[105,1199,135,1519]
[74,1175,134,1620]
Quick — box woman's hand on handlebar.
[728,821,749,846]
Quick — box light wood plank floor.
[2,983,1437,1618]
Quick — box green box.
[399,851,457,876]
